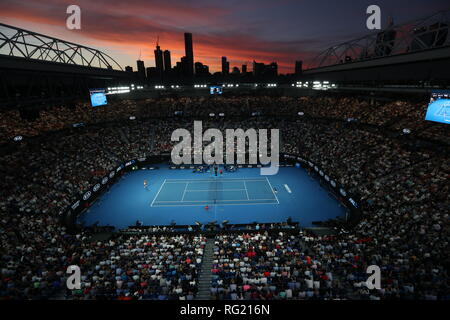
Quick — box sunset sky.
[1,0,448,73]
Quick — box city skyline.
[138,32,281,81]
[0,0,449,73]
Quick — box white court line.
[165,178,266,180]
[181,181,189,201]
[184,189,247,192]
[265,177,280,204]
[150,179,167,207]
[243,180,250,200]
[152,201,278,207]
[164,178,267,183]
[153,198,276,203]
[284,184,292,193]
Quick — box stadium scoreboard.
[426,90,450,124]
[210,86,223,95]
[89,88,108,107]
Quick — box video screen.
[426,91,450,124]
[210,86,223,95]
[89,89,108,107]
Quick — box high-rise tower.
[184,33,194,76]
[154,37,164,79]
[163,50,171,72]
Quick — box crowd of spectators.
[211,226,448,300]
[1,95,447,143]
[66,234,205,300]
[0,95,448,300]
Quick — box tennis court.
[151,177,279,207]
[80,166,346,228]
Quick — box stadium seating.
[0,96,448,300]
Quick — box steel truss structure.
[310,10,450,69]
[0,23,123,70]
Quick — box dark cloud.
[1,0,448,73]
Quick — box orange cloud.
[0,0,317,73]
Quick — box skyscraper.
[163,50,171,72]
[295,60,303,75]
[184,33,194,76]
[242,64,247,74]
[221,57,229,75]
[154,44,164,79]
[136,60,146,80]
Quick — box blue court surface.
[151,178,279,206]
[78,165,345,229]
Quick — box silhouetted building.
[253,60,278,78]
[252,61,264,76]
[125,66,133,72]
[195,62,210,76]
[163,50,171,72]
[232,66,240,75]
[267,62,278,76]
[172,62,181,76]
[221,57,229,75]
[295,60,303,75]
[242,64,247,74]
[184,33,194,76]
[146,67,158,79]
[180,56,189,76]
[154,45,164,79]
[136,60,146,80]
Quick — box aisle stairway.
[196,238,215,300]
[117,127,130,144]
[148,127,156,153]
